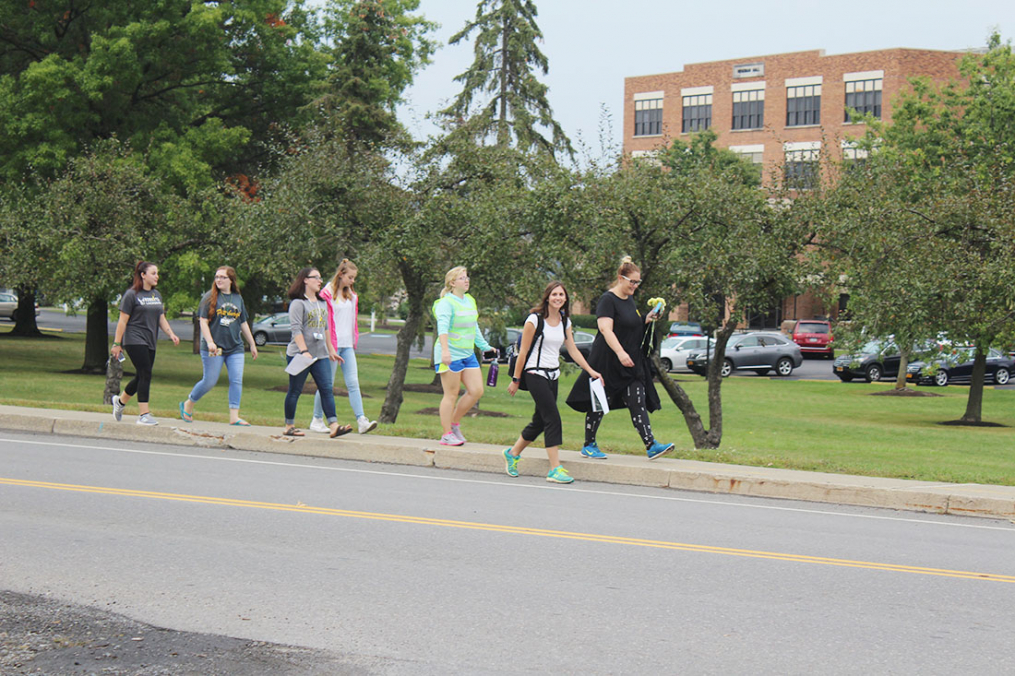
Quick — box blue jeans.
[285,356,336,426]
[189,350,244,409]
[313,346,365,419]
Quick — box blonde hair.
[327,258,358,301]
[440,266,468,297]
[617,256,640,279]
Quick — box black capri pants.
[123,344,157,404]
[521,373,563,448]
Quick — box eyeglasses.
[214,275,229,280]
[306,274,322,280]
[620,274,642,286]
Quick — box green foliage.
[660,130,762,188]
[0,0,328,185]
[569,314,598,329]
[439,0,573,159]
[316,0,437,145]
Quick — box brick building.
[623,48,967,328]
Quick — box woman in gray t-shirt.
[180,266,259,426]
[282,267,351,438]
[110,261,181,426]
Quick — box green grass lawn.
[2,328,1014,485]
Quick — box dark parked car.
[561,330,594,363]
[832,340,904,383]
[250,312,292,346]
[906,347,1013,386]
[483,327,521,363]
[686,332,803,377]
[668,321,704,338]
[792,319,834,359]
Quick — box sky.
[391,0,1013,155]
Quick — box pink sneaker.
[439,432,464,446]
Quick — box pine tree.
[440,0,573,159]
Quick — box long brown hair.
[288,267,318,300]
[207,266,240,321]
[530,281,570,320]
[327,258,358,301]
[131,261,156,292]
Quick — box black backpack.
[507,314,550,391]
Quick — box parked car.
[832,340,904,383]
[668,321,704,338]
[686,332,803,377]
[792,319,834,359]
[659,336,715,372]
[0,291,40,320]
[907,347,1013,386]
[561,330,595,363]
[251,312,293,346]
[482,327,521,363]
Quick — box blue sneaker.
[646,441,674,460]
[503,448,520,477]
[546,466,574,484]
[580,443,607,459]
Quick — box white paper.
[589,378,610,414]
[285,353,318,375]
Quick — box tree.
[32,140,208,373]
[439,0,573,158]
[528,135,807,448]
[816,33,1015,421]
[315,0,437,146]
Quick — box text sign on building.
[733,62,764,79]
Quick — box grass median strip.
[2,330,1014,485]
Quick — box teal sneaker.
[503,448,520,477]
[580,443,607,459]
[546,466,574,484]
[646,441,675,460]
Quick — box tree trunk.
[192,314,201,354]
[8,288,43,337]
[959,348,987,423]
[651,322,736,450]
[497,21,510,147]
[893,347,910,390]
[82,298,110,374]
[379,266,426,424]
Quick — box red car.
[792,320,834,358]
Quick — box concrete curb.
[1,405,1013,520]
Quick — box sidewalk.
[2,404,1013,520]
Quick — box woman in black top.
[565,257,674,460]
[110,261,181,426]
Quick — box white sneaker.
[308,417,329,434]
[357,416,377,434]
[112,395,124,422]
[451,424,466,444]
[136,413,158,426]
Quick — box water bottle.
[487,359,499,387]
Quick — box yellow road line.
[3,476,1013,583]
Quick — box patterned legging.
[584,380,654,449]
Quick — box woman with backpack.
[434,266,495,446]
[503,281,602,484]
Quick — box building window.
[786,84,821,127]
[634,98,663,136]
[730,145,764,183]
[842,143,870,173]
[682,93,712,133]
[732,89,765,130]
[844,78,882,121]
[784,144,819,190]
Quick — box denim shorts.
[435,353,480,374]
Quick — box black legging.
[584,380,653,448]
[123,345,157,404]
[521,374,562,448]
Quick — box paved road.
[29,309,434,359]
[2,432,1013,674]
